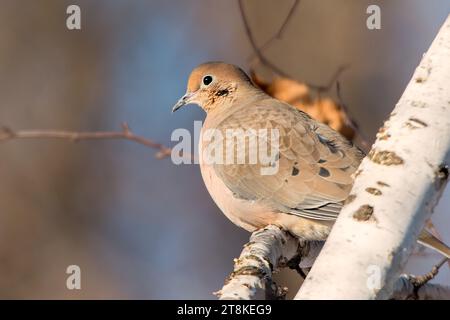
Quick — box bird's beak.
[172,92,195,113]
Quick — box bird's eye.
[202,75,213,86]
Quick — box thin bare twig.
[0,122,190,160]
[249,0,301,59]
[391,257,450,300]
[335,80,370,150]
[318,65,349,93]
[238,0,290,77]
[239,0,347,92]
[239,0,368,148]
[410,257,448,288]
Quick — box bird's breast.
[198,125,332,240]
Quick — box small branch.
[410,257,448,287]
[215,225,323,300]
[266,0,300,41]
[392,258,450,300]
[238,0,289,77]
[0,122,192,160]
[249,0,301,59]
[239,0,348,92]
[315,64,350,93]
[393,276,450,300]
[335,80,370,150]
[239,0,367,146]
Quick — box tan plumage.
[210,99,363,222]
[173,61,450,255]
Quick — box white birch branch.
[216,226,448,300]
[215,225,323,300]
[296,14,450,300]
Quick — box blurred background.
[0,0,449,299]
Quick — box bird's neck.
[205,86,268,126]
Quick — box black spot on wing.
[317,134,339,153]
[319,167,330,177]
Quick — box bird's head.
[172,62,255,113]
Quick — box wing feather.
[208,98,364,221]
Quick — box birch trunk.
[296,14,450,300]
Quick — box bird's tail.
[418,229,450,259]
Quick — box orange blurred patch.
[252,73,355,140]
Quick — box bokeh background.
[0,0,449,299]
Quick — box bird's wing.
[209,98,364,221]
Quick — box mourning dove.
[173,62,450,258]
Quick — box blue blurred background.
[0,0,449,298]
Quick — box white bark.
[296,15,450,300]
[216,226,449,300]
[216,225,323,300]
